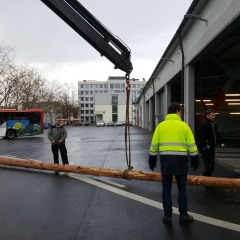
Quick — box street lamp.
[184,14,208,23]
[160,58,174,63]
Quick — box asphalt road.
[0,126,239,240]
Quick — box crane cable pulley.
[123,73,133,179]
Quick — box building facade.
[78,76,146,124]
[136,0,240,139]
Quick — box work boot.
[179,214,194,224]
[162,216,172,225]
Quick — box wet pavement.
[0,126,239,240]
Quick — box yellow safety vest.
[149,114,198,156]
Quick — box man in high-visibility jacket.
[148,102,199,225]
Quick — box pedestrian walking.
[148,102,199,225]
[48,117,69,170]
[197,109,224,176]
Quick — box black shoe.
[55,171,59,174]
[179,214,194,224]
[162,216,172,225]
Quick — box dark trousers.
[201,148,215,176]
[162,174,188,217]
[51,144,69,164]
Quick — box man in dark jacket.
[197,109,224,176]
[48,117,69,168]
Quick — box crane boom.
[41,0,133,74]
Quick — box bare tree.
[54,81,79,121]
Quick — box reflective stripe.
[159,151,188,156]
[189,151,198,156]
[151,143,158,148]
[149,152,158,156]
[159,142,187,147]
[187,143,197,148]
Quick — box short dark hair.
[55,116,61,120]
[168,102,181,114]
[205,109,215,115]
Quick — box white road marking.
[0,155,17,158]
[28,159,42,162]
[93,177,125,188]
[69,174,240,233]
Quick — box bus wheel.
[6,130,15,139]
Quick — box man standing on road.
[197,109,224,176]
[148,102,199,225]
[48,117,69,169]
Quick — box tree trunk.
[0,156,239,188]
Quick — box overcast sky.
[0,0,193,85]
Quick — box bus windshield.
[0,109,44,139]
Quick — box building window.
[90,104,94,107]
[80,91,84,95]
[90,91,94,95]
[121,83,125,89]
[90,97,94,101]
[85,104,89,107]
[81,97,84,101]
[115,83,120,89]
[132,84,136,88]
[95,91,98,93]
[86,110,89,114]
[80,84,84,88]
[110,83,114,89]
[112,94,118,104]
[104,90,107,93]
[90,110,94,114]
[81,104,84,107]
[112,114,118,122]
[90,85,94,88]
[85,97,89,101]
[112,105,118,113]
[85,91,89,95]
[85,84,89,88]
[86,117,89,122]
[81,110,84,114]
[99,84,103,88]
[104,84,108,88]
[99,91,103,93]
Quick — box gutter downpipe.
[177,31,185,120]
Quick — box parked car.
[47,122,54,128]
[121,121,125,125]
[44,122,53,129]
[115,121,123,126]
[107,121,115,127]
[97,120,106,127]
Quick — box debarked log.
[0,156,239,188]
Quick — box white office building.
[78,76,146,124]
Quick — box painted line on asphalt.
[1,155,17,158]
[93,177,125,188]
[69,174,240,233]
[28,159,42,162]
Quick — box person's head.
[168,102,182,116]
[55,117,61,126]
[206,109,215,121]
